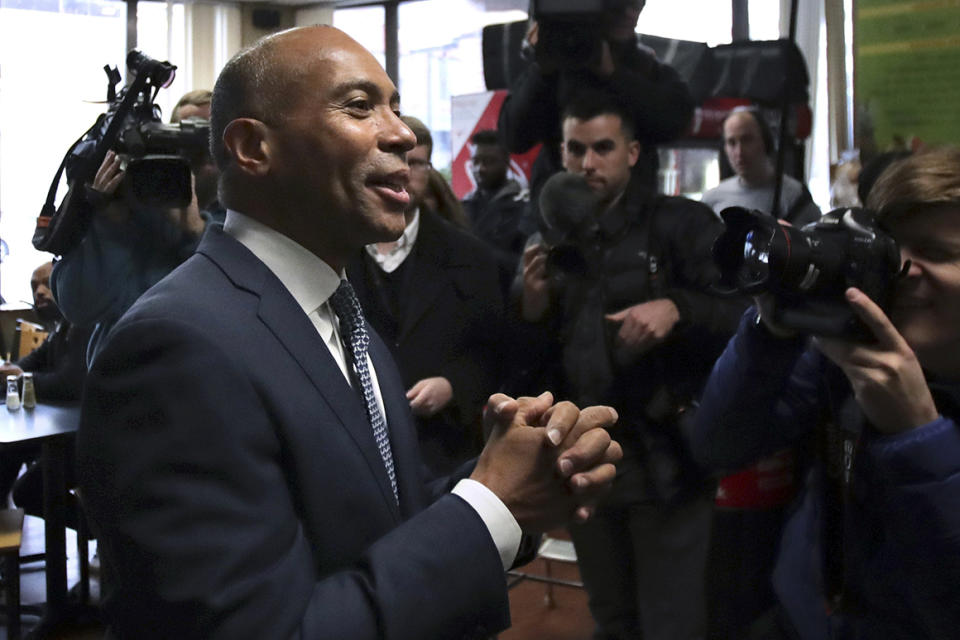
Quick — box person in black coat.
[498,0,694,215]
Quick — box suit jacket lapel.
[398,211,449,341]
[368,331,428,516]
[198,228,402,520]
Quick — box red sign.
[450,89,540,200]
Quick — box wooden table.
[0,402,80,631]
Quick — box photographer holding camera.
[49,81,215,366]
[51,147,204,367]
[691,148,960,639]
[519,91,743,640]
[498,0,693,211]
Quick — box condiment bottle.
[6,375,21,411]
[21,373,36,409]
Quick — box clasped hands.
[471,391,622,534]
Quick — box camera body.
[532,0,631,70]
[116,119,210,208]
[713,206,902,337]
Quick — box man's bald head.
[212,27,323,170]
[211,26,388,211]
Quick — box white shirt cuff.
[452,478,522,570]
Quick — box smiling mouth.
[369,176,411,209]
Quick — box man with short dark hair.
[520,91,743,640]
[701,107,821,225]
[463,129,530,273]
[0,262,90,400]
[79,26,621,639]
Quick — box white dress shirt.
[223,209,521,569]
[364,207,420,273]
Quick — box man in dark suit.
[348,116,505,478]
[78,25,621,639]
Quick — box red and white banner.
[450,89,540,200]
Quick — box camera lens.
[741,229,771,284]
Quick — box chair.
[507,535,583,608]
[15,321,48,360]
[0,508,25,639]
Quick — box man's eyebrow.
[331,80,398,104]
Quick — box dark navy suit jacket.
[78,226,510,639]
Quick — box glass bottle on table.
[21,372,36,409]
[6,374,20,410]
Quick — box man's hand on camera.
[525,21,559,76]
[521,244,551,322]
[471,392,621,533]
[605,298,679,359]
[814,287,938,434]
[87,151,130,223]
[590,40,616,77]
[92,150,124,197]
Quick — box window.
[397,0,527,172]
[137,0,187,120]
[335,0,527,173]
[334,6,386,70]
[639,0,733,46]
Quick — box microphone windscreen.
[539,172,598,236]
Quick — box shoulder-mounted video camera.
[713,206,906,338]
[34,50,210,255]
[531,0,637,71]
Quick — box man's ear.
[222,118,272,177]
[627,139,641,168]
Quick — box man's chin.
[374,213,408,242]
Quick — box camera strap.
[818,368,863,615]
[32,123,99,255]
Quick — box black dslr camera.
[713,206,904,337]
[35,50,209,255]
[532,0,637,70]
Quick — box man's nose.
[383,112,416,153]
[582,149,599,170]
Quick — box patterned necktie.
[329,279,398,503]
